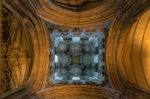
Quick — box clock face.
[50,31,105,84]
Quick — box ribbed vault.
[27,0,123,28]
[122,9,150,90]
[1,0,150,99]
[0,6,33,95]
[36,85,121,99]
[106,1,150,98]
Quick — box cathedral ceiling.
[1,1,50,97]
[36,85,121,99]
[107,6,150,91]
[27,0,123,28]
[1,0,150,99]
[106,0,150,95]
[0,6,33,95]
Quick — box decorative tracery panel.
[0,6,32,95]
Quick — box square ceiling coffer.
[50,30,106,85]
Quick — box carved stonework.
[1,0,150,99]
[35,85,121,99]
[28,0,122,27]
[0,6,32,95]
[49,31,106,85]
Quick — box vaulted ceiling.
[27,0,123,28]
[1,0,150,99]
